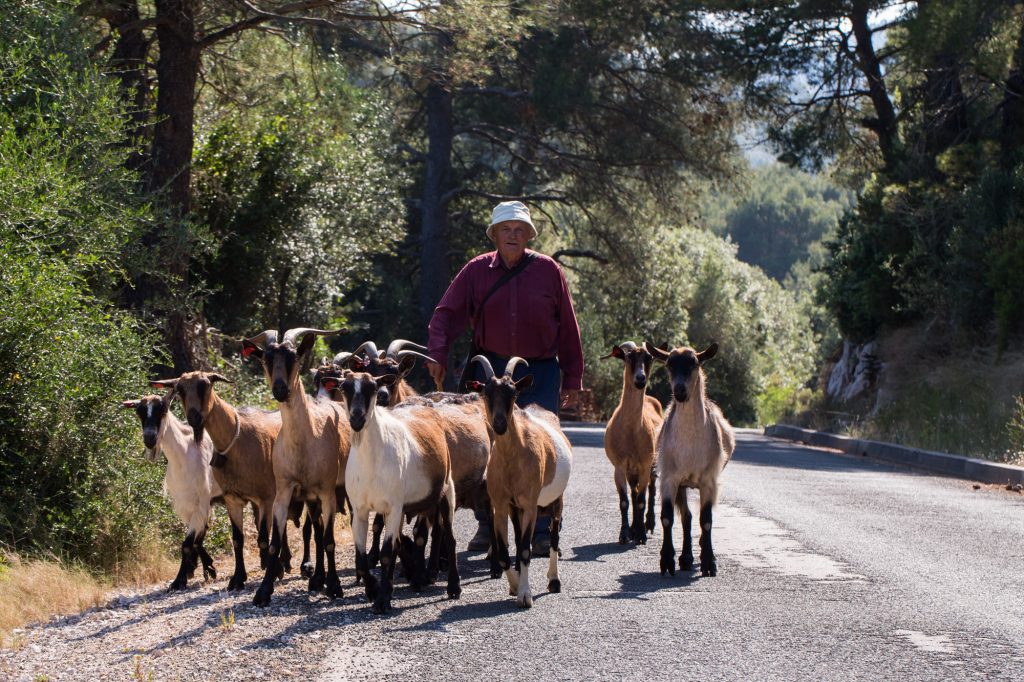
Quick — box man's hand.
[560,389,581,411]
[427,361,445,391]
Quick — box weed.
[132,655,154,682]
[220,608,235,631]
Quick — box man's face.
[493,220,531,262]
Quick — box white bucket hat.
[487,201,537,241]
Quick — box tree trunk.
[418,77,455,328]
[149,0,202,373]
[850,0,899,171]
[1002,8,1024,167]
[105,0,150,171]
[921,51,969,160]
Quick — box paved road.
[6,427,1024,681]
[318,427,1024,681]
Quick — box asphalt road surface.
[316,427,1024,682]
[6,427,1024,681]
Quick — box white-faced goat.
[152,372,318,590]
[602,341,664,545]
[122,391,220,591]
[467,355,572,609]
[646,342,735,577]
[243,327,350,607]
[325,370,460,613]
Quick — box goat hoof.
[365,579,379,602]
[516,594,533,609]
[300,562,315,579]
[203,565,217,581]
[168,578,187,591]
[646,518,656,534]
[618,531,630,544]
[548,579,561,594]
[227,575,246,591]
[680,555,694,572]
[308,575,325,593]
[447,582,461,600]
[371,597,391,614]
[660,555,675,576]
[253,587,272,607]
[325,581,343,599]
[701,561,717,577]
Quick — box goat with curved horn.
[469,355,496,381]
[281,328,343,347]
[353,340,380,359]
[396,349,436,364]
[386,339,429,359]
[503,356,530,378]
[244,330,278,348]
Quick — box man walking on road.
[425,200,585,553]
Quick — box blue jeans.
[472,353,559,536]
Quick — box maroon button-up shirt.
[427,250,584,390]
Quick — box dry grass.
[1,505,352,648]
[0,553,110,648]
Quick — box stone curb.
[764,424,1024,486]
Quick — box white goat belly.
[533,418,573,508]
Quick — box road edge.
[764,424,1024,486]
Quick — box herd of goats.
[121,328,735,613]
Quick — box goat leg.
[425,515,442,584]
[352,511,378,602]
[368,513,384,570]
[253,495,290,607]
[615,468,631,544]
[491,502,513,583]
[660,495,676,576]
[698,496,716,578]
[677,486,694,573]
[321,492,343,599]
[300,510,315,578]
[440,489,461,600]
[515,504,535,608]
[645,465,658,534]
[546,498,562,594]
[195,530,216,581]
[308,509,326,593]
[169,529,197,591]
[630,475,647,545]
[226,501,247,591]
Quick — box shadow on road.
[569,541,638,563]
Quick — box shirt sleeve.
[427,261,474,368]
[556,265,585,391]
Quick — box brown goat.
[243,327,350,607]
[602,341,664,545]
[468,355,573,609]
[646,342,735,578]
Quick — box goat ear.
[241,340,263,359]
[514,375,534,392]
[644,341,670,362]
[697,343,718,364]
[377,373,400,387]
[297,332,323,358]
[466,380,485,393]
[599,345,625,360]
[322,377,340,391]
[208,373,232,384]
[150,379,177,389]
[120,400,140,409]
[398,355,416,377]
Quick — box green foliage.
[565,215,817,425]
[704,164,854,281]
[193,38,408,334]
[0,1,171,566]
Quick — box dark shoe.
[467,522,491,552]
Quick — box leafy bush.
[0,1,173,568]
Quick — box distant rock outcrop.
[826,340,883,404]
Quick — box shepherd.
[426,201,584,555]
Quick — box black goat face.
[123,395,169,456]
[264,342,298,402]
[475,375,532,436]
[666,350,699,403]
[336,372,398,432]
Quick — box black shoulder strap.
[473,252,537,326]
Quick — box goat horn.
[504,356,529,378]
[333,351,354,367]
[353,340,379,359]
[281,328,342,347]
[245,330,278,348]
[469,355,495,381]
[396,349,436,364]
[618,341,638,352]
[386,339,429,359]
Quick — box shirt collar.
[489,249,533,270]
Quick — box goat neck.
[666,370,710,428]
[158,412,196,467]
[617,364,651,417]
[204,390,241,453]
